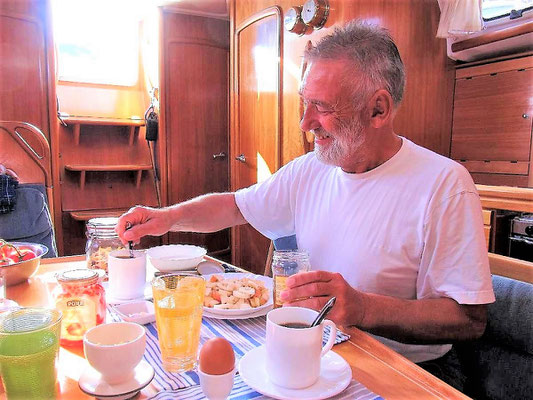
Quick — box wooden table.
[2,256,469,400]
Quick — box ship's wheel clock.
[284,6,308,35]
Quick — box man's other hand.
[280,270,366,327]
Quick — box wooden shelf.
[64,164,152,189]
[69,209,129,221]
[64,117,144,146]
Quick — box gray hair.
[304,20,405,107]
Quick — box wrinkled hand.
[115,206,174,245]
[280,271,366,327]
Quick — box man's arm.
[281,271,487,343]
[116,192,247,244]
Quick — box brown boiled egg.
[199,337,235,375]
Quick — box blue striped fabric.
[107,307,381,400]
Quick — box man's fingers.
[286,270,334,288]
[280,281,330,302]
[283,295,327,311]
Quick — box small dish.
[147,244,207,272]
[113,301,156,325]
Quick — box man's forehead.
[299,59,349,98]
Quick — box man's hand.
[280,271,367,327]
[115,206,173,245]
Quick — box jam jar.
[86,217,124,274]
[54,269,106,345]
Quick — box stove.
[509,214,533,262]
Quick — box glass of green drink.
[0,308,62,400]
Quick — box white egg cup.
[198,366,236,400]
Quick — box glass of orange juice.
[152,274,205,372]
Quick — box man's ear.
[367,90,394,128]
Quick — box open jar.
[86,217,124,274]
[53,269,106,345]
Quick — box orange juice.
[152,275,205,372]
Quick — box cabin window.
[482,0,533,21]
[52,0,141,86]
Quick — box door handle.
[212,152,226,159]
[235,154,246,163]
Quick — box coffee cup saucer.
[79,359,155,400]
[239,345,352,400]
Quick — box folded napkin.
[0,174,18,214]
[108,307,380,400]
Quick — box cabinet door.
[451,69,533,162]
[232,8,281,274]
[162,13,230,255]
[0,0,52,138]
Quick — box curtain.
[436,0,484,38]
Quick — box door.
[232,7,282,274]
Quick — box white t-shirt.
[235,137,495,362]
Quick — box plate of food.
[202,273,273,317]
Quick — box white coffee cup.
[108,249,146,300]
[266,306,337,389]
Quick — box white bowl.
[113,300,156,325]
[83,322,146,385]
[146,244,207,272]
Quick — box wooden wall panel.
[161,12,230,255]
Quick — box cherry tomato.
[18,248,36,261]
[0,258,15,267]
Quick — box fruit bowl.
[0,242,48,286]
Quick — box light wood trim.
[477,184,533,212]
[62,116,145,126]
[489,252,533,283]
[456,54,533,79]
[451,20,533,53]
[482,209,493,226]
[458,160,529,175]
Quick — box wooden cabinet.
[58,117,159,254]
[160,11,230,259]
[452,55,533,187]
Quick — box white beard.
[314,115,366,167]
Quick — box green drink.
[0,308,62,400]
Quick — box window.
[52,0,142,86]
[482,0,533,21]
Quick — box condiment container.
[271,250,311,308]
[53,269,106,345]
[86,217,124,274]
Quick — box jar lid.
[87,217,120,238]
[57,269,99,284]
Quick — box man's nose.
[300,106,320,132]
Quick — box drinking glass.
[0,308,62,400]
[271,250,311,308]
[152,274,205,372]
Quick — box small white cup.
[198,366,236,400]
[84,322,146,385]
[266,307,337,389]
[108,249,146,300]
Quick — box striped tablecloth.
[108,307,382,400]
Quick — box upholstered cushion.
[0,184,57,257]
[457,275,533,400]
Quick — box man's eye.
[315,105,333,113]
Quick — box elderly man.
[117,20,494,389]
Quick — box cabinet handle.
[235,154,246,163]
[213,152,226,159]
[522,114,529,119]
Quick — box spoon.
[310,296,336,327]
[125,222,135,258]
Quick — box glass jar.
[271,250,311,308]
[53,269,106,346]
[86,217,124,274]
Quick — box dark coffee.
[280,322,310,329]
[115,255,133,259]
